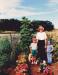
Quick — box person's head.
[32,35,37,43]
[37,25,44,32]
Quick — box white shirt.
[30,43,37,50]
[36,32,47,40]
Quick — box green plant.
[19,17,32,54]
[0,38,12,68]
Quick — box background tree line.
[0,18,54,31]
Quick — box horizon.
[0,0,58,28]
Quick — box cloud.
[49,0,58,3]
[0,7,58,19]
[0,0,58,22]
[0,9,36,19]
[16,6,36,11]
[48,0,58,6]
[0,0,37,18]
[0,0,22,10]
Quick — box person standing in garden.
[29,35,37,64]
[47,40,53,64]
[36,25,48,62]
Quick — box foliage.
[15,43,23,57]
[0,19,21,31]
[31,20,54,32]
[52,42,58,62]
[0,38,12,68]
[19,17,32,54]
[0,18,54,31]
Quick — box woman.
[36,25,47,62]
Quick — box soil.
[5,62,58,75]
[30,62,58,75]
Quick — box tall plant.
[19,17,32,54]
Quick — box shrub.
[0,38,12,68]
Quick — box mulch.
[3,62,58,75]
[30,62,58,75]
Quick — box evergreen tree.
[19,17,32,54]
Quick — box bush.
[0,38,12,68]
[52,41,58,62]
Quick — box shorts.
[32,50,37,56]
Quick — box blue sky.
[0,0,58,28]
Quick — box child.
[36,25,47,62]
[47,40,53,64]
[29,35,37,64]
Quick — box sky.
[0,0,58,28]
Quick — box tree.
[0,19,21,31]
[0,38,12,68]
[0,19,54,32]
[45,21,54,31]
[19,17,32,54]
[31,20,54,32]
